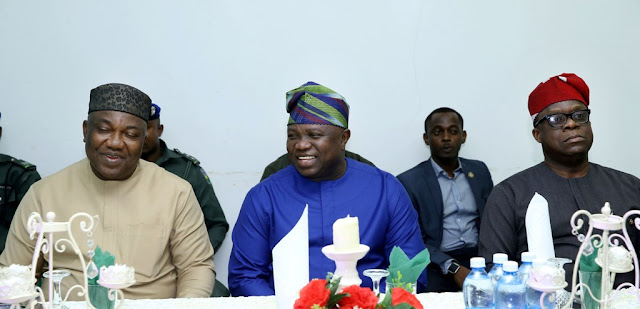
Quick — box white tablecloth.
[63,292,464,309]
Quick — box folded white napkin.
[273,204,309,309]
[525,192,556,259]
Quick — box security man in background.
[140,104,230,296]
[0,112,41,254]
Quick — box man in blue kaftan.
[228,82,427,296]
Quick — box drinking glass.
[579,270,601,309]
[363,269,389,295]
[43,269,70,309]
[386,280,417,294]
[89,284,115,309]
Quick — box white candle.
[333,215,360,252]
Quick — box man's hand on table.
[453,266,471,289]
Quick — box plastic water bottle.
[488,253,508,288]
[525,258,554,309]
[518,253,541,309]
[517,252,536,281]
[463,257,494,309]
[495,261,526,309]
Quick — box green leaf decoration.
[325,273,349,309]
[378,291,392,308]
[328,292,348,307]
[328,274,341,295]
[387,272,415,293]
[392,303,415,309]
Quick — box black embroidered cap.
[88,83,152,121]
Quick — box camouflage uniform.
[0,154,40,253]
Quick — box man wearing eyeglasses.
[478,73,640,285]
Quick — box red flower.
[391,287,423,309]
[294,279,331,309]
[337,285,379,309]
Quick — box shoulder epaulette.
[0,154,11,163]
[172,148,200,166]
[10,158,37,170]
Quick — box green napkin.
[579,240,601,309]
[387,246,430,285]
[579,240,601,272]
[87,246,116,285]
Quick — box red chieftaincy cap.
[528,73,590,120]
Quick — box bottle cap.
[493,253,508,264]
[503,260,518,272]
[470,257,486,268]
[521,252,536,262]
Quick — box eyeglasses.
[534,109,591,128]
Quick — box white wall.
[1,1,639,288]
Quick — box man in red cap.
[478,73,640,285]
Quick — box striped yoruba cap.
[286,81,349,129]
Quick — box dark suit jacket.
[397,158,493,268]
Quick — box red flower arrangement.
[294,274,423,309]
[389,287,423,309]
[294,279,332,309]
[338,285,379,309]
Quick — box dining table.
[62,292,465,308]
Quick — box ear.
[423,132,430,146]
[532,127,542,143]
[158,123,164,136]
[461,130,467,144]
[82,120,88,143]
[340,129,351,150]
